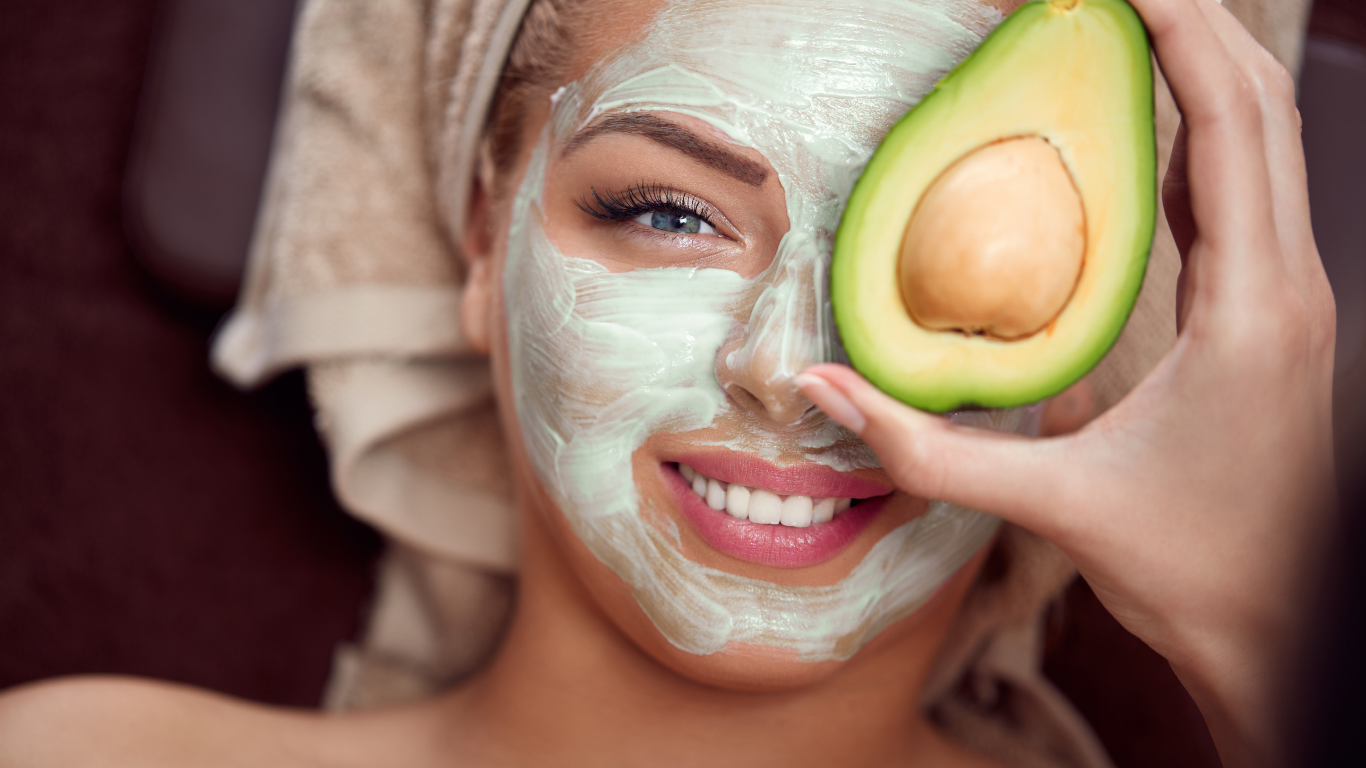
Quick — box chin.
[647,639,846,692]
[597,549,985,693]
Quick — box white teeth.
[706,478,727,511]
[678,464,855,527]
[725,483,750,520]
[812,497,836,524]
[748,490,783,525]
[780,494,814,528]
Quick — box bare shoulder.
[0,675,335,768]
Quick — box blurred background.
[0,0,1362,765]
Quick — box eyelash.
[575,184,720,233]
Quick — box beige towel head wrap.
[215,0,533,573]
[212,0,1309,763]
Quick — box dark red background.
[0,0,380,706]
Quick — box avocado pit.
[898,136,1086,341]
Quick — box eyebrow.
[563,113,770,188]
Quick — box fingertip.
[797,365,938,437]
[799,363,865,389]
[799,364,943,428]
[795,372,867,433]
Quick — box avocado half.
[831,0,1156,413]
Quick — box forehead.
[573,0,1008,54]
[564,0,998,137]
[552,0,999,216]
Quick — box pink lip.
[661,461,891,569]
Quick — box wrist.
[1166,621,1292,768]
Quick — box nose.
[716,255,830,426]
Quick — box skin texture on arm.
[0,676,330,767]
[798,0,1335,765]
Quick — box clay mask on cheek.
[505,0,1027,661]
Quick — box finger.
[1191,0,1336,356]
[1127,0,1280,290]
[796,365,1075,538]
[1128,0,1253,130]
[1193,0,1319,272]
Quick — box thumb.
[796,364,1071,538]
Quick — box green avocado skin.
[831,0,1156,413]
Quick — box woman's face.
[474,0,1035,688]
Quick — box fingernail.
[795,373,867,433]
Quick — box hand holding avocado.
[832,0,1156,412]
[801,0,1336,765]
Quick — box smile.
[663,456,895,569]
[679,463,852,527]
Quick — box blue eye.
[633,210,719,236]
[577,185,726,239]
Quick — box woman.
[0,0,1333,765]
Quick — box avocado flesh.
[831,0,1156,413]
